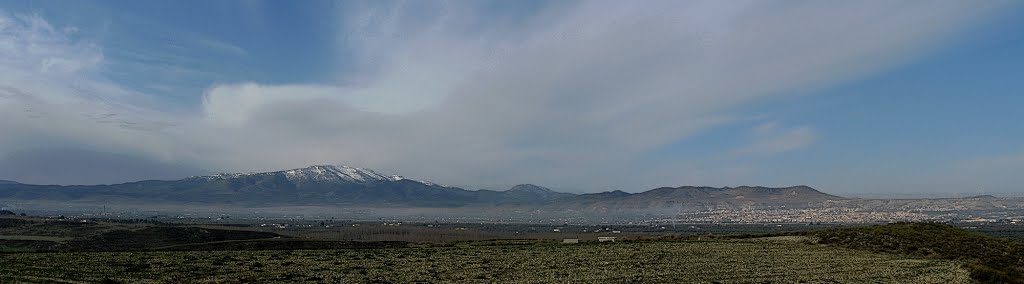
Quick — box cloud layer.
[0,2,1008,190]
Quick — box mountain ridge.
[0,164,842,210]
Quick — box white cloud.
[192,1,997,188]
[201,83,343,126]
[0,13,102,79]
[0,2,1011,189]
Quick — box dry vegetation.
[0,238,969,284]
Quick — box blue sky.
[0,1,1022,195]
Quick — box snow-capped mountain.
[107,164,478,206]
[0,164,845,210]
[193,165,432,185]
[283,165,401,183]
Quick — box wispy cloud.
[0,1,1010,189]
[0,12,179,168]
[196,37,247,57]
[939,151,1024,192]
[730,122,819,157]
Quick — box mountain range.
[0,164,840,210]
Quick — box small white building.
[598,237,617,242]
[562,239,580,244]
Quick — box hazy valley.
[3,165,1022,225]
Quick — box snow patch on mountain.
[283,165,400,183]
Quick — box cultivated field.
[0,238,970,284]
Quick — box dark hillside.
[64,226,282,251]
[812,223,1024,283]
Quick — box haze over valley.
[2,1,1024,283]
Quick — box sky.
[0,0,1022,195]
